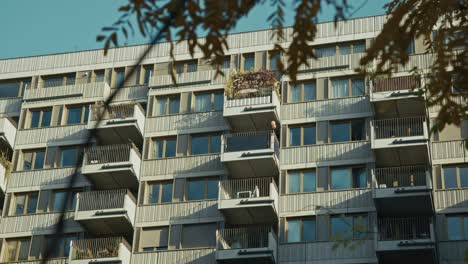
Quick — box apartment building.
[0,14,465,264]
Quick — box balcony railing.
[70,237,128,260]
[225,87,277,108]
[378,217,432,241]
[218,227,271,249]
[219,177,277,200]
[223,131,279,155]
[90,103,136,121]
[372,75,420,93]
[375,165,428,188]
[77,189,134,211]
[372,116,425,139]
[84,144,137,165]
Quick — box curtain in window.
[339,45,351,55]
[353,42,366,53]
[153,140,163,159]
[290,84,301,103]
[331,79,349,98]
[195,94,211,112]
[287,220,301,242]
[316,46,336,58]
[352,79,365,96]
[304,83,317,101]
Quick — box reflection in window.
[156,95,180,116]
[331,119,365,143]
[187,178,219,201]
[331,214,367,240]
[60,147,80,167]
[66,105,89,125]
[147,181,173,204]
[289,81,316,103]
[29,108,52,128]
[289,124,316,146]
[443,166,468,189]
[195,91,224,112]
[14,192,38,215]
[243,53,255,71]
[331,167,367,190]
[287,218,316,242]
[191,134,221,155]
[22,149,45,171]
[152,137,177,159]
[288,170,316,193]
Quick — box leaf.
[96,35,106,42]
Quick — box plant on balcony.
[0,150,12,180]
[225,70,279,99]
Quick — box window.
[139,227,169,252]
[443,166,468,189]
[339,44,351,55]
[147,181,173,204]
[155,94,180,116]
[330,77,365,98]
[114,68,125,86]
[243,53,255,71]
[286,217,316,242]
[181,223,217,248]
[289,81,316,103]
[29,108,52,128]
[191,134,221,155]
[289,124,316,146]
[52,190,78,212]
[46,234,77,257]
[195,91,224,112]
[330,119,365,143]
[152,137,177,159]
[407,38,415,54]
[447,215,468,240]
[143,65,153,85]
[4,238,31,262]
[221,56,231,69]
[288,170,316,193]
[66,105,90,125]
[42,74,75,88]
[21,149,45,171]
[316,45,336,58]
[331,167,367,190]
[174,60,198,74]
[187,177,219,200]
[0,78,31,98]
[94,70,105,82]
[60,146,81,167]
[14,192,38,215]
[331,214,367,240]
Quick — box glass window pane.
[116,70,125,85]
[195,94,211,112]
[41,110,52,127]
[6,240,18,261]
[157,98,166,116]
[64,236,77,257]
[161,183,173,203]
[351,79,365,96]
[210,135,221,154]
[331,79,349,98]
[331,122,351,143]
[169,96,180,114]
[303,126,316,145]
[61,148,78,167]
[214,93,224,111]
[288,172,301,193]
[192,136,209,155]
[243,54,255,71]
[287,219,300,242]
[447,216,462,240]
[148,184,160,204]
[316,46,336,58]
[0,81,21,98]
[30,111,40,128]
[17,240,30,261]
[331,168,351,190]
[34,151,45,169]
[153,140,164,159]
[303,219,316,241]
[304,82,317,101]
[353,42,366,53]
[351,119,365,141]
[222,56,231,69]
[187,61,198,73]
[353,215,367,239]
[144,67,152,85]
[289,127,301,146]
[15,195,26,215]
[407,38,415,54]
[67,107,82,124]
[339,45,351,55]
[331,216,352,240]
[165,139,177,158]
[290,84,301,103]
[53,191,67,212]
[206,179,219,199]
[444,167,458,188]
[460,167,468,187]
[188,180,205,200]
[22,152,33,171]
[303,171,316,192]
[26,193,38,214]
[352,168,367,188]
[83,106,89,124]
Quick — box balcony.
[373,165,433,214]
[132,248,216,264]
[216,227,277,264]
[69,237,131,264]
[224,88,280,131]
[0,117,16,150]
[88,103,145,146]
[0,97,22,117]
[24,80,110,102]
[377,217,435,263]
[15,124,88,148]
[82,144,141,190]
[219,178,278,224]
[74,189,136,239]
[221,131,279,178]
[431,140,468,165]
[370,75,422,102]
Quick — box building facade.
[0,14,466,264]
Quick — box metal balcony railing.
[70,237,127,260]
[220,177,277,200]
[375,165,428,188]
[84,144,136,165]
[372,116,425,139]
[77,189,134,211]
[372,75,420,93]
[223,131,279,154]
[218,227,271,249]
[378,217,432,241]
[90,103,136,121]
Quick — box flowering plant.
[225,70,279,99]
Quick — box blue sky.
[0,0,389,59]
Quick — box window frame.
[330,166,368,190]
[329,77,366,98]
[286,217,316,243]
[146,181,173,204]
[51,189,79,212]
[447,214,468,240]
[4,237,31,262]
[288,80,317,103]
[288,123,316,147]
[21,148,46,171]
[154,94,180,116]
[13,192,39,215]
[28,107,52,129]
[190,133,221,155]
[151,137,177,159]
[65,104,90,125]
[330,213,368,240]
[242,53,255,71]
[442,165,468,189]
[59,146,82,167]
[173,59,198,74]
[287,169,317,194]
[329,119,366,143]
[0,78,31,98]
[186,177,219,201]
[194,90,224,112]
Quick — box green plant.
[225,70,279,99]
